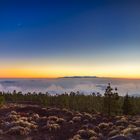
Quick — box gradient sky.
[0,0,140,78]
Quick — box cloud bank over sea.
[0,78,139,96]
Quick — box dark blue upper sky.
[0,0,140,78]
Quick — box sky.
[0,0,140,78]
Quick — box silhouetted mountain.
[62,76,98,78]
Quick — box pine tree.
[103,83,119,116]
[122,94,133,115]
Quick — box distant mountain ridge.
[62,76,98,78]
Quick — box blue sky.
[0,0,140,78]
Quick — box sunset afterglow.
[0,0,140,79]
[0,61,140,78]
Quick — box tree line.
[0,83,139,115]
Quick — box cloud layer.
[0,78,139,96]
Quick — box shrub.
[45,123,60,132]
[6,126,31,136]
[77,129,97,139]
[72,116,81,122]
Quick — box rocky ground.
[0,104,139,140]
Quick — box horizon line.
[0,76,140,80]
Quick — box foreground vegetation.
[0,104,139,140]
[0,83,140,115]
[0,84,139,139]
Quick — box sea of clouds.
[0,78,140,96]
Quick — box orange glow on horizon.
[0,63,140,79]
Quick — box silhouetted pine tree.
[122,94,133,115]
[103,83,119,116]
